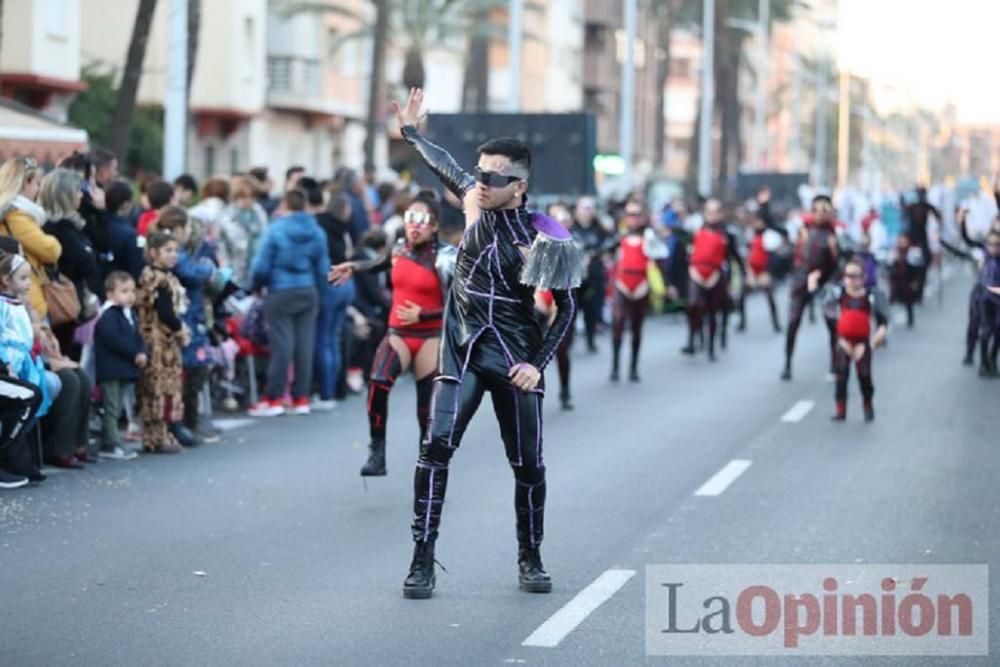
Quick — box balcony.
[267,55,323,112]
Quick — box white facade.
[0,0,83,122]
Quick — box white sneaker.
[98,446,139,461]
[248,402,285,417]
[311,399,339,411]
[292,404,311,416]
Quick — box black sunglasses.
[475,167,521,188]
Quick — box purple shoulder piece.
[531,213,572,241]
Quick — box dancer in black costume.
[393,89,582,599]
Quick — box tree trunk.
[461,6,490,112]
[653,6,672,170]
[402,45,425,90]
[109,0,158,164]
[364,0,389,172]
[186,0,201,91]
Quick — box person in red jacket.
[810,258,888,421]
[738,187,786,333]
[610,200,667,381]
[329,191,456,477]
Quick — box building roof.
[0,96,88,163]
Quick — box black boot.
[515,479,548,591]
[863,402,875,422]
[402,540,436,599]
[360,439,387,476]
[559,390,574,411]
[169,423,202,448]
[518,547,552,593]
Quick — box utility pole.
[813,56,828,187]
[163,0,188,179]
[508,0,524,111]
[620,0,637,187]
[752,0,769,170]
[697,0,714,196]
[837,69,850,188]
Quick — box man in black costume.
[394,89,582,599]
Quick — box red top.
[690,226,727,277]
[615,234,649,291]
[537,289,554,307]
[837,291,871,341]
[748,233,769,274]
[388,250,444,333]
[137,210,159,237]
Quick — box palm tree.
[110,0,158,165]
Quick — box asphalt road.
[2,267,997,666]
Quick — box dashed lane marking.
[693,459,753,496]
[780,400,815,423]
[522,569,636,648]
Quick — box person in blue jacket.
[93,270,147,461]
[99,182,146,283]
[248,189,330,417]
[154,206,223,446]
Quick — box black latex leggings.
[834,340,873,408]
[612,290,648,374]
[412,340,545,550]
[786,286,837,372]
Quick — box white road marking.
[693,459,753,497]
[780,399,815,423]
[522,569,636,648]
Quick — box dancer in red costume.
[810,258,888,421]
[682,198,744,361]
[610,200,667,381]
[738,187,786,333]
[329,191,456,476]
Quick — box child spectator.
[0,249,52,483]
[135,230,188,454]
[137,180,176,237]
[154,206,222,444]
[100,181,146,283]
[173,174,198,207]
[93,271,146,460]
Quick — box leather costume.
[400,125,582,552]
[784,221,840,375]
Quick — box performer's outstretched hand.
[509,363,541,391]
[393,87,427,129]
[328,262,355,285]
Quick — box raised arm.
[394,88,475,200]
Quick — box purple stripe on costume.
[491,242,512,291]
[447,327,485,449]
[527,483,536,548]
[513,208,533,244]
[416,461,447,471]
[422,468,435,541]
[539,289,576,370]
[514,389,523,466]
[535,393,543,466]
[490,325,516,365]
[466,288,518,303]
[531,212,572,241]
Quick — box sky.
[838,0,998,125]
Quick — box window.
[47,0,68,38]
[204,145,215,177]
